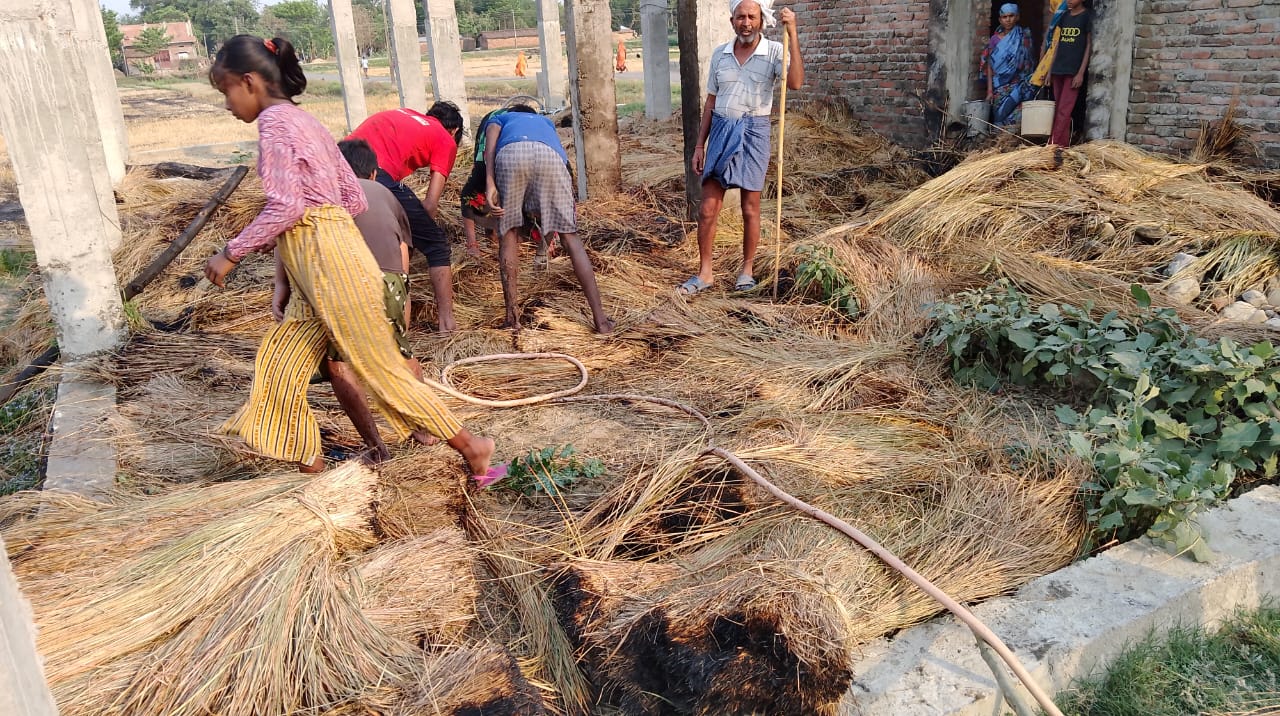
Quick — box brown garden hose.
[435,351,1063,715]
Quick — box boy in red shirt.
[347,102,465,332]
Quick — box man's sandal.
[734,274,758,292]
[677,276,713,296]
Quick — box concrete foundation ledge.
[43,361,118,499]
[841,485,1280,715]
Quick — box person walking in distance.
[677,0,804,296]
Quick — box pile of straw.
[857,142,1280,327]
[1,464,543,715]
[13,118,1279,714]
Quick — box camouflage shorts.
[328,272,410,361]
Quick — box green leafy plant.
[928,280,1280,559]
[0,249,35,278]
[794,245,859,319]
[502,444,605,496]
[0,387,53,496]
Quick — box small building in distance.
[477,27,542,50]
[120,21,201,73]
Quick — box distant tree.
[610,0,640,31]
[132,25,173,59]
[101,9,125,69]
[145,5,190,22]
[262,0,333,59]
[132,0,258,54]
[352,2,386,54]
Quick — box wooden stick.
[0,345,59,407]
[0,165,248,409]
[772,28,790,301]
[124,165,249,300]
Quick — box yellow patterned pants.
[220,205,462,463]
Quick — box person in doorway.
[980,3,1035,127]
[1048,0,1091,146]
[615,41,628,72]
[677,0,804,296]
[202,35,501,485]
[515,50,528,77]
[346,103,466,333]
[483,110,614,334]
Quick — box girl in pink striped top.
[203,35,503,486]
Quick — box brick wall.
[790,0,934,144]
[1128,0,1279,166]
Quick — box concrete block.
[564,0,621,197]
[843,487,1280,716]
[68,0,129,186]
[0,538,58,716]
[0,4,126,358]
[44,365,118,498]
[641,0,673,119]
[535,0,567,110]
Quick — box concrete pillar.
[694,0,733,98]
[0,538,58,716]
[641,0,672,119]
[677,0,732,213]
[387,0,428,111]
[535,0,567,109]
[936,0,977,125]
[33,0,125,252]
[69,0,129,185]
[1085,0,1138,140]
[422,0,471,133]
[329,0,367,133]
[565,0,622,198]
[0,3,127,358]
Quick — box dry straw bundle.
[354,528,480,647]
[3,464,542,715]
[860,142,1280,325]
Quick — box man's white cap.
[729,0,777,27]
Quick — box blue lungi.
[703,114,770,192]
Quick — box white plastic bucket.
[963,100,990,137]
[1021,100,1056,137]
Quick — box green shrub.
[929,281,1280,559]
[502,444,605,496]
[793,245,859,319]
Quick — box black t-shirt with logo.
[1051,10,1092,76]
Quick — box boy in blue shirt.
[483,111,614,334]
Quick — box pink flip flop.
[471,462,509,489]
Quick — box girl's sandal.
[471,462,509,489]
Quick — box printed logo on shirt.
[396,108,430,126]
[1061,26,1082,38]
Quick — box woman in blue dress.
[980,3,1036,127]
